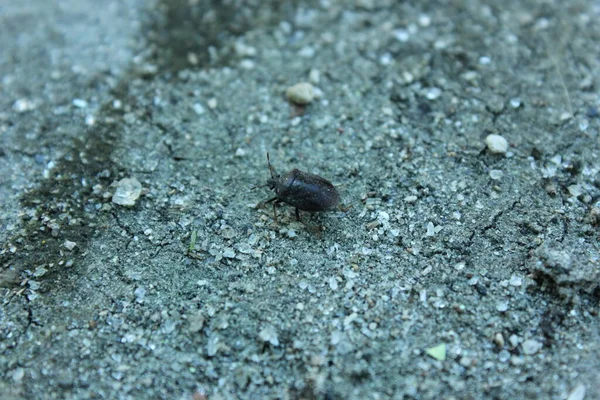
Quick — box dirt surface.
[1,1,599,399]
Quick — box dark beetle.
[259,153,339,221]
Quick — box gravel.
[1,1,599,399]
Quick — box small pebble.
[207,98,218,109]
[489,169,503,180]
[193,103,205,115]
[485,134,509,154]
[567,185,582,197]
[566,384,586,400]
[286,82,314,105]
[509,275,522,286]
[496,301,509,312]
[222,248,236,258]
[259,325,279,346]
[309,69,320,84]
[72,98,88,108]
[112,178,142,206]
[64,240,77,251]
[521,339,542,355]
[426,222,435,236]
[12,368,25,382]
[425,87,442,100]
[493,333,505,347]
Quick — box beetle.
[257,153,340,222]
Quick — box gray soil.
[1,1,599,399]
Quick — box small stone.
[489,169,503,180]
[13,98,36,112]
[12,368,25,382]
[328,276,338,291]
[193,103,205,115]
[207,334,220,356]
[207,98,218,109]
[309,69,320,84]
[567,185,582,197]
[235,148,246,157]
[496,301,509,312]
[493,333,505,347]
[188,313,205,333]
[426,222,435,236]
[64,240,77,250]
[509,275,522,286]
[286,82,315,105]
[521,339,542,355]
[187,52,199,65]
[259,325,279,346]
[425,343,446,361]
[112,178,142,206]
[485,134,508,154]
[425,87,442,100]
[72,98,88,108]
[459,357,472,367]
[509,334,521,348]
[566,384,586,400]
[222,248,236,258]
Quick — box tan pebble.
[286,82,314,105]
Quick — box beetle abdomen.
[279,169,339,211]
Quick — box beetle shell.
[272,169,339,212]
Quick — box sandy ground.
[1,1,599,399]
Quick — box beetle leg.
[272,202,278,222]
[295,208,301,221]
[263,196,278,204]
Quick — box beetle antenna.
[250,183,268,190]
[267,152,276,179]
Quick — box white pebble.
[425,87,442,100]
[393,29,410,42]
[298,46,315,58]
[222,248,236,258]
[112,178,142,206]
[328,276,338,291]
[72,98,88,108]
[566,384,586,400]
[521,339,542,355]
[489,169,503,180]
[207,98,218,109]
[63,240,77,251]
[309,69,320,84]
[426,222,435,236]
[496,301,509,312]
[568,185,582,197]
[509,275,522,286]
[134,287,146,300]
[235,148,246,157]
[485,134,508,154]
[193,103,205,115]
[13,98,36,112]
[259,325,279,346]
[12,368,24,382]
[286,82,315,105]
